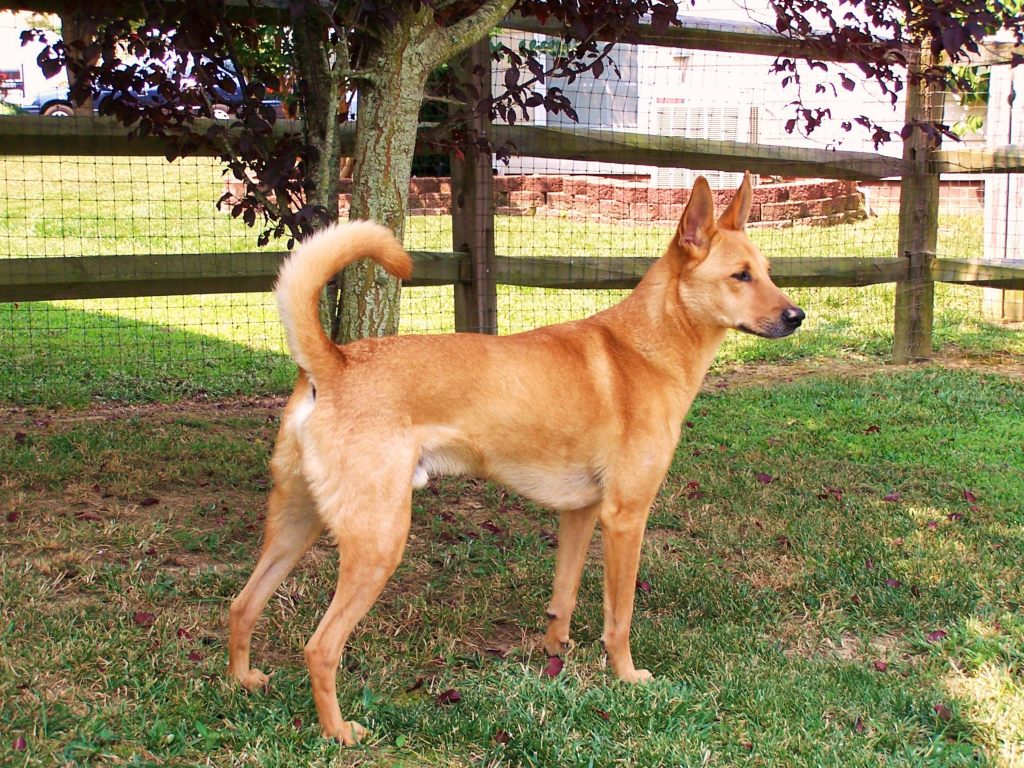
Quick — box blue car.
[10,77,280,118]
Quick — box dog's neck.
[604,255,728,396]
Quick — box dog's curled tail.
[275,220,413,380]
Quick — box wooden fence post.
[893,46,943,363]
[451,38,498,334]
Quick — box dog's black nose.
[782,307,805,327]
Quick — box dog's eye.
[732,270,752,282]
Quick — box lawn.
[1,156,1022,765]
[1,154,1022,404]
[1,365,1022,766]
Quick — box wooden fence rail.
[4,251,1023,304]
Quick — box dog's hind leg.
[305,475,413,745]
[229,452,323,691]
[543,503,600,656]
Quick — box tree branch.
[423,0,517,70]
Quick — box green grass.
[1,366,1022,766]
[1,155,1021,405]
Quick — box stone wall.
[486,176,865,228]
[230,176,867,227]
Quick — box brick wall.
[227,176,867,227]
[486,176,865,228]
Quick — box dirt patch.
[6,351,1021,431]
[704,350,1024,393]
[3,394,286,436]
[775,618,910,665]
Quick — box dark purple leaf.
[883,492,902,502]
[926,629,947,643]
[863,424,881,434]
[636,580,652,594]
[6,511,20,523]
[13,736,26,751]
[187,651,203,662]
[865,558,874,570]
[934,702,952,722]
[132,611,156,627]
[947,512,963,522]
[437,688,462,705]
[542,656,564,677]
[480,520,504,535]
[962,489,977,503]
[493,729,511,745]
[756,472,773,485]
[595,708,611,721]
[884,578,902,588]
[293,718,302,730]
[854,716,865,734]
[176,627,192,640]
[13,431,27,445]
[406,677,426,692]
[926,520,938,529]
[139,497,160,507]
[873,660,888,672]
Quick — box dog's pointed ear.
[677,176,715,256]
[718,171,752,231]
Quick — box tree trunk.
[339,16,434,343]
[286,0,514,344]
[60,11,98,116]
[289,2,345,338]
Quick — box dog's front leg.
[598,503,654,683]
[543,503,600,656]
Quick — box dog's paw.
[235,668,270,691]
[543,637,575,656]
[323,720,367,746]
[619,667,653,684]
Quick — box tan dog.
[228,173,804,744]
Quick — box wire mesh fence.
[0,12,1021,406]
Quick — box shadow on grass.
[0,300,296,406]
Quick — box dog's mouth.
[737,321,798,339]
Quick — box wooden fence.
[2,14,1023,362]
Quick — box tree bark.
[60,11,99,116]
[289,2,345,338]
[340,12,435,342]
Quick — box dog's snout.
[782,306,805,328]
